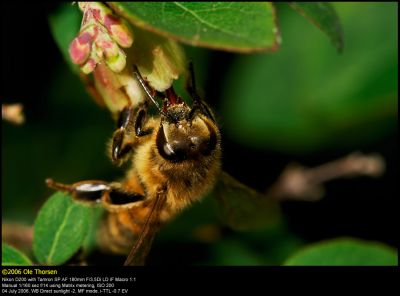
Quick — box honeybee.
[46,62,222,266]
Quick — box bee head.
[134,65,220,163]
[156,89,218,163]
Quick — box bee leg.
[46,178,111,203]
[111,106,136,163]
[134,107,152,137]
[46,178,145,205]
[112,105,153,164]
[103,187,145,206]
[185,61,216,122]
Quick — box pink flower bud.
[69,31,93,65]
[81,58,97,74]
[104,14,133,48]
[97,39,119,59]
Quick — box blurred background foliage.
[2,2,398,265]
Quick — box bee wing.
[212,172,282,231]
[124,190,167,266]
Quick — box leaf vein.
[46,204,75,265]
[173,2,248,41]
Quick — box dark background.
[2,2,398,264]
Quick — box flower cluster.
[69,2,133,74]
[69,2,186,117]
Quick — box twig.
[2,222,33,252]
[267,152,385,202]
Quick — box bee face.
[156,104,218,163]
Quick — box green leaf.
[288,2,344,52]
[33,191,91,265]
[48,3,81,73]
[2,244,33,266]
[108,2,280,53]
[284,238,398,266]
[211,172,281,231]
[82,205,105,253]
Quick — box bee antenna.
[133,66,164,115]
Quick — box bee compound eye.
[199,124,217,156]
[156,127,191,162]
